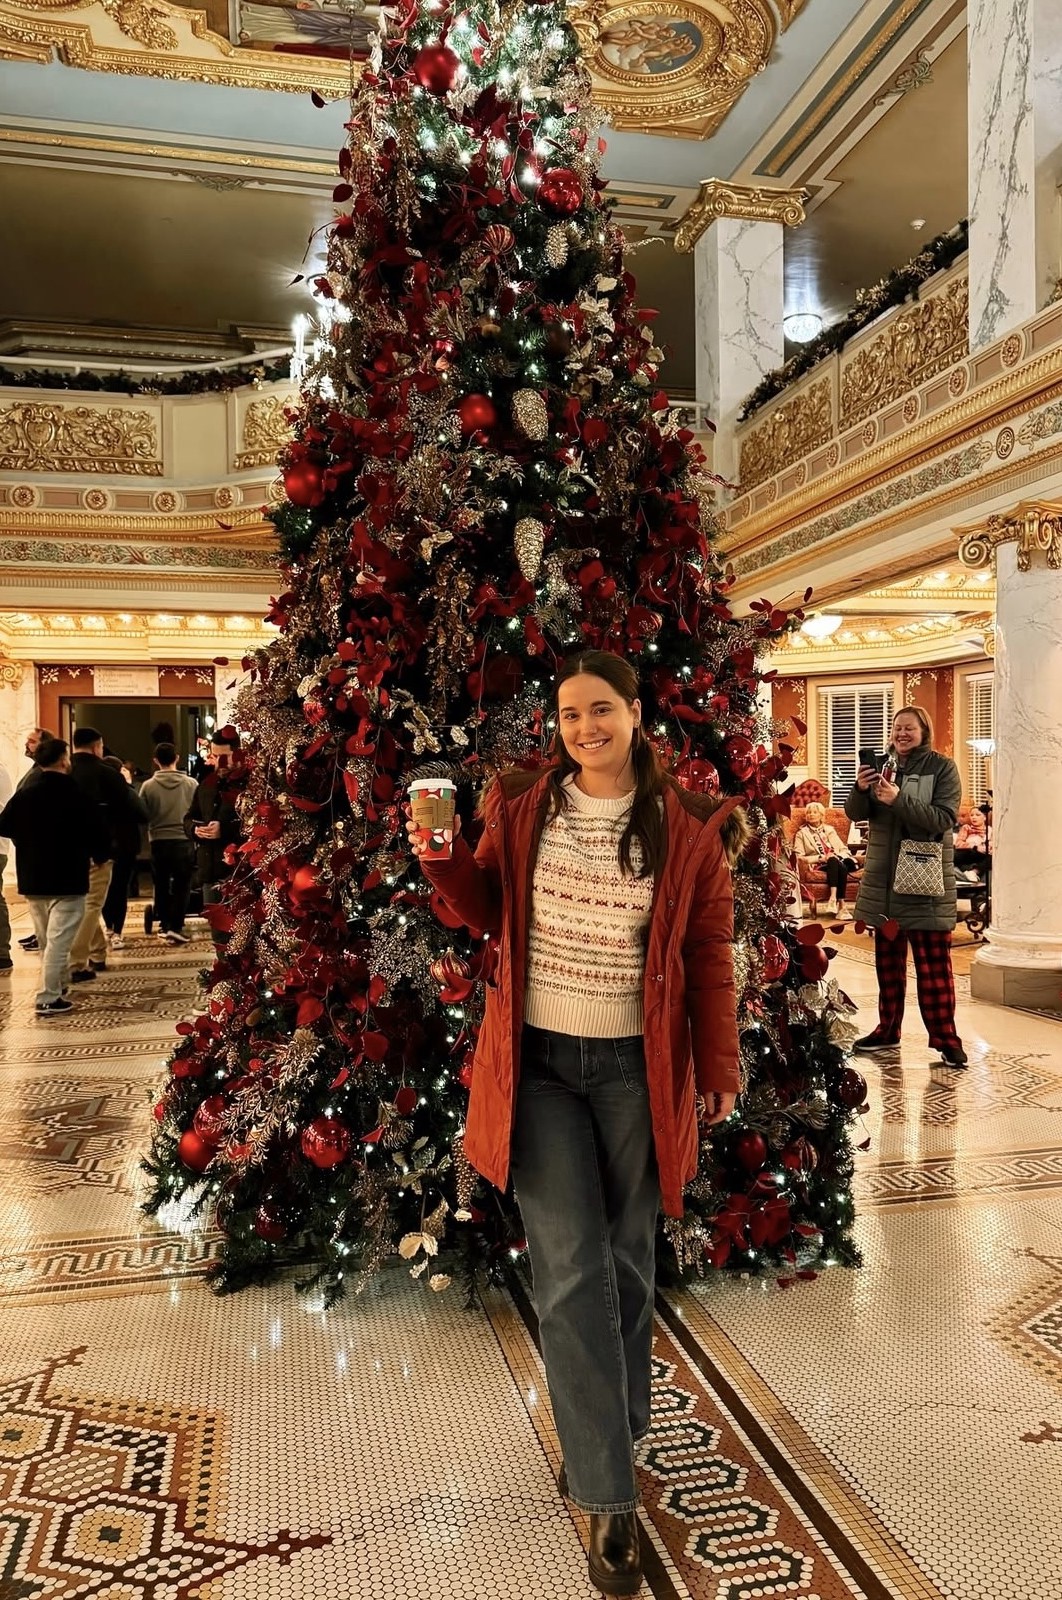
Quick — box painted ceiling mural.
[0,0,808,137]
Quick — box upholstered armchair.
[782,784,865,913]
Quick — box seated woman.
[953,815,988,879]
[793,801,858,919]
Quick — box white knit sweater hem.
[523,989,644,1040]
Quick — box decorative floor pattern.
[2,905,1062,1597]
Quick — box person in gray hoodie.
[140,743,198,944]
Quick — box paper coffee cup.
[408,777,457,859]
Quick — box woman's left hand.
[698,1091,737,1127]
[874,776,899,806]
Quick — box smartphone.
[857,747,882,771]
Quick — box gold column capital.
[957,499,1062,573]
[675,180,807,253]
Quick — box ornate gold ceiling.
[0,0,808,138]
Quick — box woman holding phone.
[845,706,966,1067]
[407,649,746,1597]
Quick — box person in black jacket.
[67,727,147,981]
[184,729,244,910]
[100,754,144,950]
[0,738,109,1016]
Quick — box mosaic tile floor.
[2,896,1062,1599]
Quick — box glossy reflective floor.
[2,898,1061,1600]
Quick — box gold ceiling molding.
[235,395,294,471]
[1,0,797,128]
[958,500,1062,574]
[0,0,345,91]
[674,178,807,252]
[571,0,777,139]
[0,503,270,539]
[839,276,968,431]
[729,438,1062,603]
[739,375,832,492]
[755,0,938,178]
[0,399,161,475]
[0,127,336,178]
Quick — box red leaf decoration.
[297,996,325,1026]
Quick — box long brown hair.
[547,650,666,878]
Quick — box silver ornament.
[514,517,546,581]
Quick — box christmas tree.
[144,0,863,1301]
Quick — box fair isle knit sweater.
[523,779,653,1039]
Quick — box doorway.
[66,700,214,779]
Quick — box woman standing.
[845,706,967,1067]
[409,650,745,1597]
[793,800,858,919]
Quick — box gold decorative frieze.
[839,276,968,429]
[235,395,294,471]
[738,377,832,492]
[0,400,161,475]
[958,500,1062,574]
[675,179,806,252]
[0,0,798,134]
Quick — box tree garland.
[738,220,969,424]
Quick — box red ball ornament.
[254,1202,288,1242]
[725,734,757,781]
[301,1114,352,1169]
[458,393,498,434]
[676,758,719,797]
[192,1093,227,1146]
[177,1128,215,1174]
[291,863,322,900]
[413,43,460,94]
[833,1067,868,1109]
[760,934,789,983]
[538,166,583,216]
[734,1130,768,1171]
[798,944,830,981]
[283,458,326,509]
[394,1085,418,1117]
[781,1135,819,1174]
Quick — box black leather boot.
[588,1511,642,1596]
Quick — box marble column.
[961,508,1062,1008]
[967,0,1062,349]
[0,662,37,794]
[677,181,805,483]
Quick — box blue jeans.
[511,1025,659,1513]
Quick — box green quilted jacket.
[844,745,961,932]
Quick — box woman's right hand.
[404,809,462,861]
[855,765,877,792]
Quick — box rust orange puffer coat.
[422,769,746,1218]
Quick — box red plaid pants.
[873,928,961,1050]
